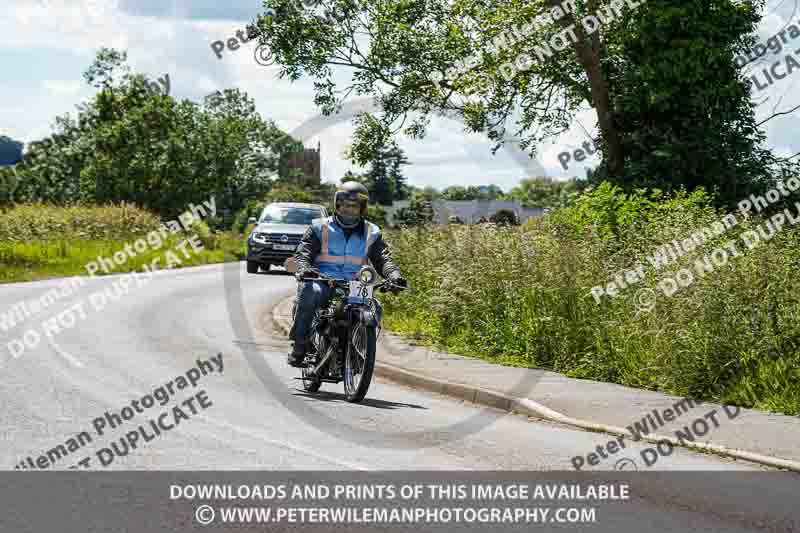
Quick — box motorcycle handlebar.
[299,271,408,292]
[377,283,407,293]
[299,269,335,283]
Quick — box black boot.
[287,342,307,367]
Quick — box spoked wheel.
[343,323,377,403]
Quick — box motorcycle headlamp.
[357,266,378,286]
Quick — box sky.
[1,0,799,192]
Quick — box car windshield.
[259,206,322,225]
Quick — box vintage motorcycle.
[291,265,407,403]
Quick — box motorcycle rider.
[287,181,408,367]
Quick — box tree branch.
[778,151,800,161]
[756,102,800,127]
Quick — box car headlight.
[251,232,268,244]
[357,266,378,286]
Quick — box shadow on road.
[292,389,427,410]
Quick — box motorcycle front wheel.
[343,323,376,403]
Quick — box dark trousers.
[290,280,330,345]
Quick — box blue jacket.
[295,217,400,279]
[310,217,382,278]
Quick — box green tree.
[366,203,387,225]
[440,185,470,200]
[232,184,316,232]
[491,208,518,225]
[385,142,411,201]
[366,146,392,205]
[346,141,411,205]
[308,181,338,205]
[402,184,440,200]
[13,48,300,218]
[254,0,775,209]
[506,176,582,208]
[0,165,19,205]
[598,0,775,207]
[441,184,504,200]
[262,184,314,204]
[396,190,435,226]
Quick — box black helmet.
[334,181,369,228]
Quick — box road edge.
[271,294,800,473]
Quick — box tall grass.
[0,201,160,241]
[382,183,800,415]
[0,203,247,283]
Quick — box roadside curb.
[271,294,800,473]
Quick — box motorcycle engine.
[333,298,346,321]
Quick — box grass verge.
[381,184,800,417]
[0,231,247,284]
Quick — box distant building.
[279,142,321,187]
[383,199,545,226]
[0,135,23,166]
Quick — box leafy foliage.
[345,141,411,205]
[491,208,518,225]
[0,165,20,205]
[255,0,780,209]
[383,183,800,415]
[231,184,317,233]
[547,181,714,240]
[10,48,302,218]
[599,0,774,206]
[395,190,436,226]
[366,203,388,225]
[505,177,585,208]
[440,184,504,201]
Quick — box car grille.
[255,233,303,245]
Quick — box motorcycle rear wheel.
[343,323,377,403]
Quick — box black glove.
[388,274,408,293]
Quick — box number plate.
[273,244,296,251]
[348,281,373,300]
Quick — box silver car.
[245,202,328,273]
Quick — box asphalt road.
[0,263,797,532]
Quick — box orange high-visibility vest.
[312,217,380,278]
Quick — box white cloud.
[41,79,83,96]
[1,0,798,192]
[3,0,127,53]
